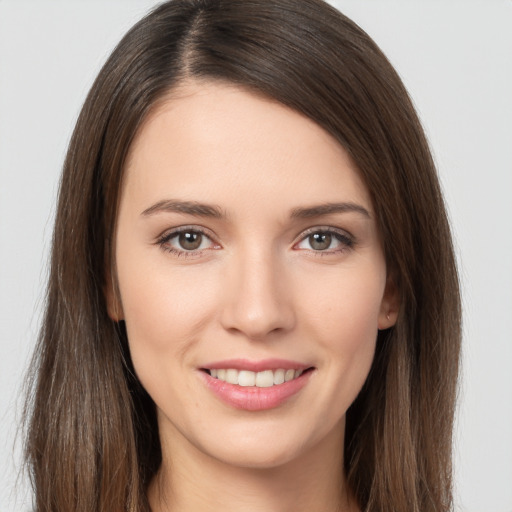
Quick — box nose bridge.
[220,244,295,339]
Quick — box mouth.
[198,359,315,410]
[202,367,314,388]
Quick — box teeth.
[285,369,295,382]
[273,369,285,385]
[255,370,274,388]
[208,368,306,387]
[225,369,238,384]
[238,370,255,387]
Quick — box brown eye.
[158,227,219,256]
[178,231,203,250]
[308,232,332,251]
[294,228,354,254]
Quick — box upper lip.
[200,358,312,372]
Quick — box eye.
[294,229,354,253]
[157,227,220,256]
[174,231,206,251]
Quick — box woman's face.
[110,81,397,469]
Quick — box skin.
[108,81,398,512]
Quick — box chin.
[182,413,345,472]
[208,442,306,470]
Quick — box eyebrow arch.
[290,202,371,219]
[141,199,224,218]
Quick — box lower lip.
[200,370,313,411]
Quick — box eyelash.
[156,226,218,258]
[156,226,355,258]
[293,227,355,255]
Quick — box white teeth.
[238,370,255,387]
[208,368,307,387]
[284,369,295,382]
[225,369,238,384]
[255,370,274,388]
[273,369,285,385]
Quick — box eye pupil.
[179,231,202,250]
[309,232,332,250]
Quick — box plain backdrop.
[1,1,511,511]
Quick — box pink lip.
[198,360,314,411]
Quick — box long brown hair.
[24,1,461,510]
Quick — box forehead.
[122,81,372,215]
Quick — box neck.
[148,421,358,512]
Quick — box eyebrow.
[141,199,370,220]
[141,199,224,218]
[290,202,371,219]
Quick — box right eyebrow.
[140,199,225,219]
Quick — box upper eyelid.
[156,224,217,242]
[294,225,354,241]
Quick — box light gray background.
[1,1,511,511]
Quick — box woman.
[24,0,461,511]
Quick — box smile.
[200,361,315,411]
[208,368,304,387]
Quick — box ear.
[105,268,124,322]
[378,273,400,330]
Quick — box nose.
[219,250,296,340]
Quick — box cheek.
[116,250,220,361]
[298,264,385,344]
[296,263,385,401]
[116,261,223,416]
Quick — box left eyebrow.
[290,202,371,219]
